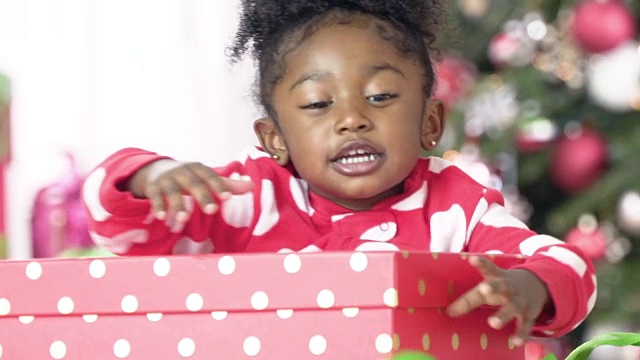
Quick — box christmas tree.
[434,0,640,357]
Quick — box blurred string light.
[525,13,547,41]
[464,83,520,139]
[634,43,640,110]
[487,74,504,89]
[457,0,491,19]
[631,96,640,111]
[443,145,499,190]
[527,9,587,89]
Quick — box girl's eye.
[300,101,333,110]
[367,93,398,103]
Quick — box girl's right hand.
[127,159,254,222]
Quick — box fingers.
[447,256,509,317]
[143,161,254,220]
[220,177,255,195]
[487,299,521,330]
[448,281,531,347]
[190,164,254,196]
[146,181,168,220]
[446,282,494,317]
[447,259,543,348]
[514,313,535,347]
[488,298,534,347]
[173,163,221,215]
[469,255,503,279]
[146,174,192,223]
[189,163,232,202]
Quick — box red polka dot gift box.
[0,252,524,359]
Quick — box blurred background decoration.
[0,1,259,260]
[30,153,112,259]
[0,72,10,259]
[433,0,640,358]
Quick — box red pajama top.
[83,146,596,337]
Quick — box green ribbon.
[562,332,640,360]
[392,351,436,360]
[394,332,640,360]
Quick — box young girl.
[83,0,596,349]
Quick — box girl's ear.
[420,99,446,151]
[253,117,289,165]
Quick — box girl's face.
[260,17,444,211]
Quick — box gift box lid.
[0,252,525,318]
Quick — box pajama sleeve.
[82,147,263,256]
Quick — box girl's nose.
[334,103,373,134]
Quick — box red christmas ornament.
[433,55,478,110]
[565,225,607,260]
[571,0,637,54]
[550,127,607,193]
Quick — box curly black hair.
[229,0,447,119]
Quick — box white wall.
[0,0,260,259]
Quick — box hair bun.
[230,0,445,62]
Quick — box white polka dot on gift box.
[30,337,200,359]
[231,333,400,357]
[0,298,10,316]
[49,340,67,359]
[243,336,261,357]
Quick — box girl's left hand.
[445,256,551,347]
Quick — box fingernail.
[204,203,217,215]
[478,283,492,295]
[219,192,231,200]
[488,317,502,329]
[155,211,166,220]
[512,337,524,347]
[176,211,189,223]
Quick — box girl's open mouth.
[330,142,384,176]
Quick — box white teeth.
[337,154,378,164]
[346,149,368,156]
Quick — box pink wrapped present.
[0,252,524,359]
